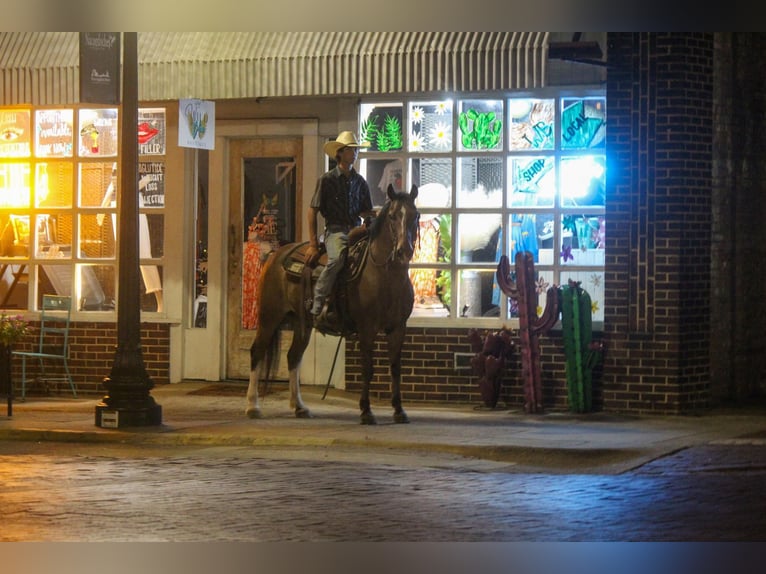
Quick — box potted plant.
[0,313,30,399]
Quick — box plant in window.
[360,114,402,151]
[458,109,502,150]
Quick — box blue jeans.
[311,230,348,314]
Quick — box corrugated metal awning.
[0,32,549,106]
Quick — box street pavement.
[2,380,766,474]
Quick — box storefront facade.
[1,32,761,414]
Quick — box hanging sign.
[79,33,121,105]
[178,99,215,150]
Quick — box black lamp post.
[95,32,162,428]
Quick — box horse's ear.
[409,184,418,201]
[387,184,396,201]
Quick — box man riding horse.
[305,131,377,330]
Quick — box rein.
[367,199,419,268]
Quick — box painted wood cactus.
[496,251,559,413]
[560,280,603,413]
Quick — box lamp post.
[95,32,162,428]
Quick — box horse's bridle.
[368,199,420,267]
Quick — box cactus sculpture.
[496,252,559,413]
[468,327,515,408]
[560,280,603,413]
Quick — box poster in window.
[78,108,119,157]
[35,109,74,158]
[79,33,120,105]
[138,108,166,155]
[138,162,165,208]
[0,109,31,157]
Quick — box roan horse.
[245,184,420,424]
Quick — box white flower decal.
[429,122,451,149]
[409,132,423,151]
[434,101,452,115]
[411,106,425,124]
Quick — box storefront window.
[0,105,166,313]
[359,91,606,324]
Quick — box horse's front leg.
[387,327,409,424]
[358,336,377,425]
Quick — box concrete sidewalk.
[2,381,765,473]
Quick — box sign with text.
[79,33,121,105]
[138,162,165,207]
[178,99,215,150]
[138,108,166,155]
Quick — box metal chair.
[12,294,76,400]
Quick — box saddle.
[281,226,370,336]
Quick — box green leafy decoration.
[434,214,452,309]
[383,115,402,150]
[458,109,502,150]
[360,115,379,147]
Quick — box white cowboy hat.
[323,131,370,158]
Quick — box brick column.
[604,33,714,413]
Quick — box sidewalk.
[2,381,766,473]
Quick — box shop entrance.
[226,138,303,380]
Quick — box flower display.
[0,314,30,346]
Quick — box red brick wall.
[344,327,604,412]
[11,321,170,397]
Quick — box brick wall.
[602,32,714,413]
[11,321,170,397]
[344,327,604,412]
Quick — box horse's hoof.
[393,411,409,424]
[246,407,263,419]
[295,407,313,418]
[360,412,377,425]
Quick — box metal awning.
[0,32,549,106]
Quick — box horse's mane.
[368,191,417,241]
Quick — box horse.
[245,184,420,425]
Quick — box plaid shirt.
[310,166,372,228]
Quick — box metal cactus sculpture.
[496,252,559,413]
[560,280,603,413]
[468,327,515,408]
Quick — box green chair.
[13,294,76,400]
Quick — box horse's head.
[369,184,420,265]
[384,183,420,263]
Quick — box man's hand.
[305,244,320,267]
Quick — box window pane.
[35,214,72,259]
[141,213,163,258]
[0,213,29,257]
[359,103,403,152]
[140,264,163,312]
[79,162,116,207]
[457,99,503,151]
[508,156,555,207]
[77,264,115,311]
[409,100,453,152]
[560,97,606,150]
[78,108,119,158]
[560,155,605,208]
[358,158,403,207]
[458,269,498,318]
[38,263,72,300]
[559,270,604,323]
[503,268,555,320]
[0,108,31,157]
[410,158,452,208]
[508,98,555,150]
[508,213,554,265]
[35,109,74,158]
[0,163,31,208]
[36,162,73,207]
[560,215,605,266]
[79,213,116,259]
[457,213,501,263]
[457,157,503,207]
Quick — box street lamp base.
[95,402,162,428]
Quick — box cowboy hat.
[323,131,370,158]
